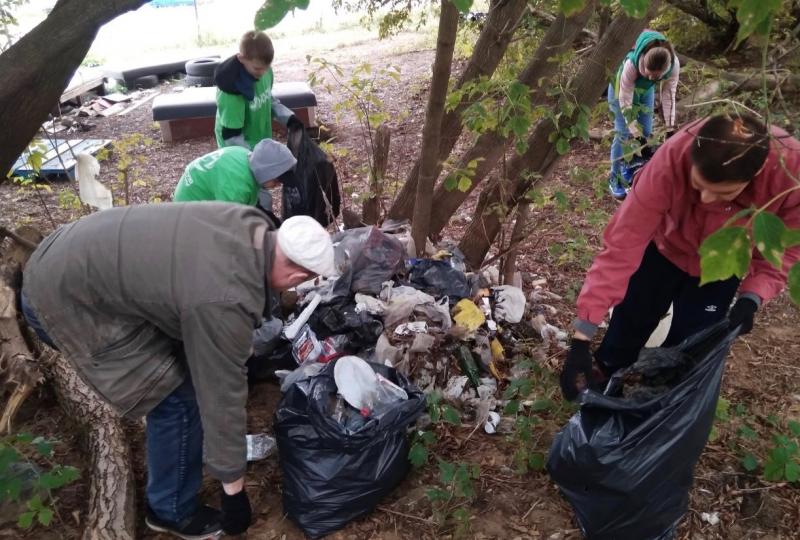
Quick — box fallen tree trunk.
[458,1,662,268]
[0,231,135,540]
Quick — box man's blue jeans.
[146,374,204,524]
[608,83,655,185]
[21,291,204,524]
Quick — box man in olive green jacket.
[21,203,337,539]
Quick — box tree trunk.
[0,0,149,175]
[0,230,136,540]
[664,0,738,48]
[501,202,530,284]
[597,5,612,39]
[411,0,460,254]
[388,0,529,220]
[458,1,662,268]
[428,2,596,235]
[362,123,391,225]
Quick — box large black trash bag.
[283,124,341,226]
[274,360,425,538]
[546,322,738,540]
[306,297,384,351]
[408,259,471,302]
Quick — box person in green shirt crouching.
[173,139,296,219]
[214,30,302,149]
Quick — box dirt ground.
[2,31,799,540]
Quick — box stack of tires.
[184,58,219,87]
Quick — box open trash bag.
[274,358,425,538]
[546,322,738,540]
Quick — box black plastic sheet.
[547,322,738,540]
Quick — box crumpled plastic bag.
[452,299,485,332]
[332,227,405,297]
[547,322,738,540]
[408,259,472,303]
[492,285,526,324]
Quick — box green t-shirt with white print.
[215,67,274,149]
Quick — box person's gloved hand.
[287,115,304,131]
[221,489,252,535]
[492,285,526,323]
[728,297,758,335]
[560,338,593,401]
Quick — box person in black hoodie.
[214,30,302,150]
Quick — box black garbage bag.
[283,124,341,226]
[274,360,425,538]
[546,322,738,540]
[408,259,472,303]
[306,297,384,351]
[331,226,406,297]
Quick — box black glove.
[220,489,252,535]
[728,297,758,335]
[287,115,304,131]
[559,338,594,402]
[665,129,676,139]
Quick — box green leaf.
[555,137,570,155]
[783,228,800,249]
[254,0,310,30]
[0,446,19,471]
[531,399,553,412]
[426,487,450,502]
[18,511,35,529]
[742,453,759,472]
[450,0,474,14]
[789,421,800,437]
[699,227,751,285]
[409,442,428,468]
[734,0,781,47]
[737,424,758,440]
[715,398,730,422]
[37,507,53,526]
[442,405,462,425]
[558,0,588,17]
[786,460,800,482]
[439,460,456,484]
[753,212,786,269]
[457,176,472,192]
[504,400,520,415]
[528,452,546,471]
[764,458,785,481]
[32,437,53,457]
[443,174,458,192]
[788,263,800,305]
[618,0,650,18]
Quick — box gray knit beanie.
[249,139,297,185]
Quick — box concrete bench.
[151,82,317,143]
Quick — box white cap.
[277,216,338,277]
[249,139,297,185]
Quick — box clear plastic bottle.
[366,373,408,417]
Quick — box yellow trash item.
[452,299,485,332]
[490,338,505,361]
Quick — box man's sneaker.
[145,505,223,540]
[608,177,629,201]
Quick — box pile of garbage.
[250,221,569,433]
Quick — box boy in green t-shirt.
[214,30,302,149]
[173,139,296,215]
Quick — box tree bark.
[362,123,391,225]
[428,2,596,236]
[458,1,662,268]
[0,230,136,540]
[501,202,530,284]
[388,0,529,220]
[411,0,460,254]
[0,0,149,176]
[664,0,738,48]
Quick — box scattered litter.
[332,227,405,297]
[701,512,720,526]
[444,376,469,401]
[75,153,112,210]
[484,411,501,434]
[410,333,436,354]
[453,299,485,332]
[394,321,429,336]
[375,333,402,365]
[283,293,322,340]
[354,293,386,315]
[531,314,567,346]
[492,285,526,323]
[456,345,481,388]
[246,433,277,461]
[291,324,323,365]
[408,259,472,302]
